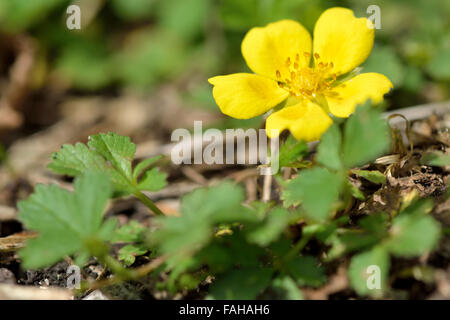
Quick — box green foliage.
[246,207,291,246]
[270,276,304,300]
[348,246,390,297]
[157,0,210,41]
[208,267,274,300]
[110,0,156,21]
[385,201,440,257]
[15,121,445,300]
[113,220,149,266]
[5,0,448,300]
[284,256,327,287]
[352,170,387,184]
[18,172,112,269]
[56,41,112,90]
[282,168,343,222]
[278,135,308,168]
[316,124,342,171]
[114,30,188,90]
[347,200,441,296]
[118,244,148,266]
[282,103,393,222]
[48,132,167,196]
[0,0,67,31]
[427,49,450,80]
[363,46,405,87]
[420,151,450,167]
[151,182,257,260]
[342,103,391,168]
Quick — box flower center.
[276,52,338,101]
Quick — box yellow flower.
[208,7,393,142]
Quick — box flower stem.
[133,191,164,216]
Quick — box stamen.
[285,57,291,67]
[277,53,336,101]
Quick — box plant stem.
[81,256,166,291]
[284,233,313,262]
[133,191,164,216]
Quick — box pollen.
[277,52,337,100]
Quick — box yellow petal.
[327,72,393,118]
[208,73,289,119]
[242,20,312,80]
[266,101,332,142]
[313,7,374,76]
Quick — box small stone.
[0,268,16,284]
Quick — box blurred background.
[0,0,449,171]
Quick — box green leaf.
[0,0,65,32]
[348,246,390,297]
[421,151,450,167]
[342,102,391,168]
[157,0,209,41]
[362,46,405,87]
[316,124,342,170]
[118,244,148,266]
[278,135,308,168]
[137,168,168,192]
[88,133,136,179]
[385,201,440,257]
[112,220,147,243]
[48,143,108,177]
[56,41,112,90]
[271,275,304,300]
[246,207,291,246]
[282,168,343,222]
[115,30,187,89]
[284,256,327,287]
[427,49,450,80]
[359,213,389,236]
[133,155,162,180]
[328,213,389,260]
[110,0,156,21]
[208,267,273,300]
[352,169,386,184]
[346,180,365,200]
[180,181,257,224]
[48,132,167,195]
[18,172,112,269]
[152,182,256,258]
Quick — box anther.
[294,62,299,70]
[314,53,320,59]
[276,70,281,78]
[285,57,291,67]
[295,53,300,61]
